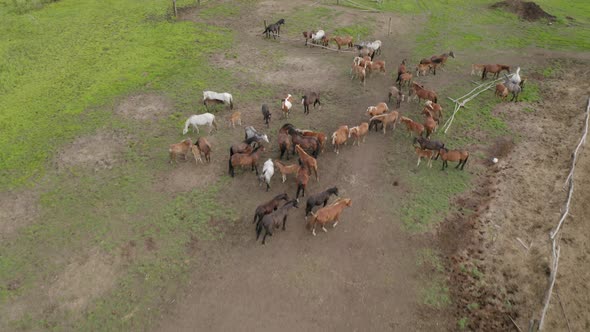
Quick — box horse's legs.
[282,215,287,231]
[282,174,286,183]
[417,157,421,167]
[333,218,339,228]
[322,225,328,233]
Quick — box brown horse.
[415,147,434,168]
[396,59,407,83]
[300,130,327,153]
[331,125,349,154]
[423,100,443,124]
[192,137,212,164]
[253,193,289,226]
[367,60,386,75]
[307,198,352,236]
[351,63,367,86]
[429,51,455,70]
[415,63,432,77]
[409,82,438,103]
[256,199,299,245]
[301,92,321,115]
[370,111,399,135]
[295,145,319,182]
[388,86,405,108]
[278,131,292,160]
[296,162,310,199]
[366,102,389,117]
[348,122,369,146]
[398,72,412,88]
[169,138,192,164]
[482,64,510,80]
[228,145,265,177]
[423,113,437,138]
[331,36,354,50]
[274,160,299,183]
[400,116,425,137]
[495,83,509,101]
[439,148,469,170]
[289,128,320,158]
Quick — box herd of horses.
[167,18,528,245]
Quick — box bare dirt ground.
[154,2,590,331]
[438,60,590,331]
[3,0,589,330]
[155,1,450,331]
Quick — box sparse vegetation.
[1,0,586,330]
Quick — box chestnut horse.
[331,36,354,50]
[409,82,438,103]
[400,116,425,137]
[228,145,265,177]
[300,130,327,153]
[439,148,469,171]
[289,128,320,158]
[295,145,319,182]
[481,64,510,80]
[278,131,292,159]
[331,125,349,154]
[307,198,352,236]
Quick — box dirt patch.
[439,66,590,331]
[0,189,39,240]
[47,250,118,312]
[115,93,174,121]
[491,0,556,22]
[55,130,128,171]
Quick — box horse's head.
[343,198,352,207]
[449,51,455,58]
[277,18,285,25]
[329,187,339,196]
[261,134,270,143]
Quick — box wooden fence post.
[388,17,392,35]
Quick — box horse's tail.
[481,67,487,80]
[433,96,438,103]
[331,132,337,146]
[229,96,234,110]
[228,154,234,176]
[255,219,263,240]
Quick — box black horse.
[305,187,339,219]
[262,18,285,39]
[256,199,299,245]
[261,104,271,128]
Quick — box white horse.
[245,126,270,143]
[311,30,325,42]
[182,113,218,135]
[281,94,293,118]
[203,91,234,110]
[367,40,382,55]
[258,159,274,191]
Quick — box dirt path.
[155,1,448,331]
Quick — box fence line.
[536,97,590,330]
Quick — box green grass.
[458,317,469,330]
[287,6,373,40]
[400,164,470,232]
[421,279,451,308]
[338,0,590,57]
[0,0,233,189]
[0,0,242,329]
